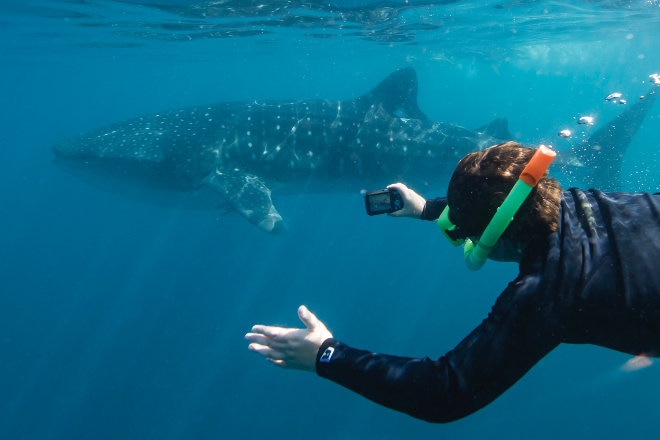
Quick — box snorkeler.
[244,141,660,423]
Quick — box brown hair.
[446,141,562,249]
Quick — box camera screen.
[368,192,391,213]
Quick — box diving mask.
[437,145,556,270]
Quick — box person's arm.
[420,197,447,221]
[386,182,446,221]
[314,276,560,423]
[246,276,560,423]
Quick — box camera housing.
[365,188,404,215]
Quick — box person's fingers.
[248,342,288,361]
[247,342,273,356]
[265,350,285,361]
[387,182,407,191]
[387,208,406,217]
[250,324,292,341]
[245,332,270,345]
[250,324,276,337]
[298,305,322,331]
[246,332,291,350]
[268,358,286,367]
[386,183,411,217]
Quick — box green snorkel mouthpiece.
[437,145,556,270]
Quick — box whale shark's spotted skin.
[53,68,657,233]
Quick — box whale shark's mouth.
[53,152,230,211]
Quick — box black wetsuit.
[315,189,660,423]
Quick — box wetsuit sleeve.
[420,197,447,221]
[315,274,560,423]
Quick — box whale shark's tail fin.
[565,88,657,191]
[361,67,428,120]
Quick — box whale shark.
[53,68,657,234]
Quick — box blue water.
[1,1,659,439]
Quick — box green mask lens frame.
[436,206,465,247]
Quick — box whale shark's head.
[52,129,225,211]
[53,121,171,168]
[53,119,217,189]
[53,134,170,189]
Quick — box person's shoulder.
[566,188,660,219]
[564,187,657,200]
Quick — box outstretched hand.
[245,305,333,372]
[386,182,427,219]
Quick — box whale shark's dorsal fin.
[360,67,428,120]
[204,168,287,234]
[476,118,513,142]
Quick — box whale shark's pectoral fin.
[204,168,287,234]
